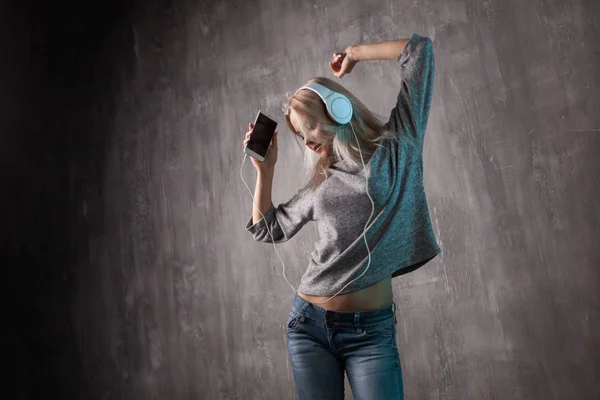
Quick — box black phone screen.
[248,112,277,157]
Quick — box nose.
[304,138,315,147]
[305,141,321,152]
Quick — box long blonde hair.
[282,77,399,191]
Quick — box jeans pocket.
[360,316,396,337]
[286,312,303,333]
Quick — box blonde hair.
[282,77,400,191]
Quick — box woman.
[244,33,441,399]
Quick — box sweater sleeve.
[386,33,435,152]
[245,184,314,243]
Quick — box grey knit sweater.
[245,33,441,296]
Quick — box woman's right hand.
[330,45,359,78]
[243,123,278,173]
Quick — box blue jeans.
[286,294,404,399]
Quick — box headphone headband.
[295,82,353,124]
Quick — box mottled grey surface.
[6,0,600,399]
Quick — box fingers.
[245,123,254,137]
[330,52,345,78]
[331,55,343,68]
[329,61,340,77]
[244,123,254,148]
[329,61,340,74]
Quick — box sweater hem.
[296,246,442,297]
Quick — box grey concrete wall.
[6,0,600,399]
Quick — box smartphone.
[244,110,278,162]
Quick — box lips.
[314,145,321,152]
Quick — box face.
[289,109,330,158]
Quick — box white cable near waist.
[240,121,374,304]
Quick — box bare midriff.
[297,276,393,312]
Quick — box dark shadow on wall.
[2,1,133,398]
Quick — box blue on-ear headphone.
[294,82,353,125]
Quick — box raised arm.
[347,38,410,61]
[334,34,435,151]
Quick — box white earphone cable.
[311,121,375,304]
[240,121,375,304]
[240,154,297,293]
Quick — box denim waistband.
[290,293,397,328]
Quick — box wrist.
[350,43,377,61]
[347,45,360,61]
[258,168,275,178]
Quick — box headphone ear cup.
[295,83,353,124]
[328,95,353,124]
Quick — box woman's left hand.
[330,45,359,79]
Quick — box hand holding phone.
[243,111,278,172]
[244,124,278,172]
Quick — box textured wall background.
[4,0,600,398]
